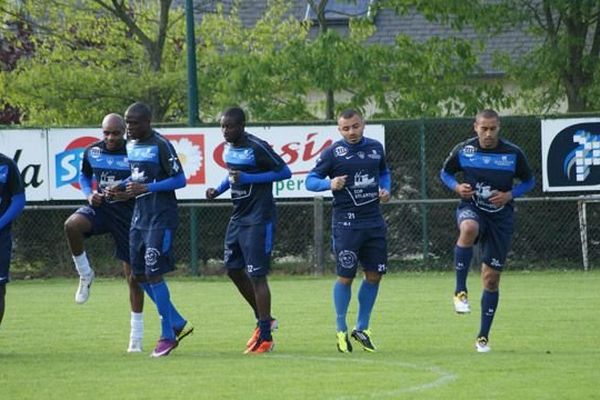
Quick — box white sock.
[73,252,92,276]
[130,312,144,340]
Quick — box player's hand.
[87,192,103,207]
[125,181,148,197]
[379,188,390,203]
[228,169,240,184]
[206,188,219,200]
[488,190,512,207]
[455,183,475,199]
[330,175,347,191]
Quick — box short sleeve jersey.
[310,137,388,229]
[442,137,533,213]
[0,153,25,231]
[81,139,134,210]
[224,132,287,225]
[126,130,183,229]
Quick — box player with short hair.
[64,113,146,353]
[206,107,291,354]
[306,109,391,353]
[440,109,534,352]
[110,102,192,357]
[0,152,26,330]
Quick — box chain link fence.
[9,116,596,278]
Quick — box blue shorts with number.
[0,229,12,285]
[130,228,176,277]
[75,203,132,263]
[332,225,388,278]
[456,204,514,271]
[224,220,274,277]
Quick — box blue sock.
[149,281,175,340]
[356,280,379,331]
[454,245,473,294]
[258,319,273,341]
[333,280,352,333]
[141,282,186,330]
[478,290,499,339]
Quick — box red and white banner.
[3,124,385,200]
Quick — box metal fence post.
[313,196,325,275]
[578,199,589,271]
[189,207,200,275]
[419,119,429,260]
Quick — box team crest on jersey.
[144,248,161,266]
[338,250,357,269]
[334,146,348,157]
[463,145,476,157]
[89,146,102,159]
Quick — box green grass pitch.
[1,271,598,399]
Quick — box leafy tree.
[0,0,188,125]
[386,0,600,113]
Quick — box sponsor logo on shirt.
[334,146,348,157]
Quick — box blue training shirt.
[441,137,533,213]
[308,137,389,229]
[0,153,25,232]
[126,130,184,229]
[224,132,288,225]
[81,139,134,209]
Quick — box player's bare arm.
[87,192,104,207]
[206,188,218,200]
[455,183,474,199]
[330,175,348,191]
[379,188,390,203]
[488,190,513,207]
[125,181,148,197]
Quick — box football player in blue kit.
[64,113,146,353]
[206,107,291,354]
[110,102,192,357]
[0,152,26,330]
[440,109,534,353]
[306,109,391,353]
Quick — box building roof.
[179,0,539,76]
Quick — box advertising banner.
[0,129,48,201]
[46,125,385,200]
[541,118,600,192]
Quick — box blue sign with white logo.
[542,118,600,191]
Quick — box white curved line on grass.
[270,354,456,399]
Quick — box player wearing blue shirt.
[0,152,25,330]
[440,109,534,353]
[206,107,291,354]
[306,109,391,353]
[112,102,192,358]
[64,113,146,353]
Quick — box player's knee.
[459,222,478,241]
[227,268,246,283]
[364,271,382,284]
[250,275,267,286]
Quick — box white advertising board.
[0,129,48,201]
[45,124,385,200]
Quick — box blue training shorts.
[224,220,274,277]
[130,228,176,276]
[75,204,132,263]
[332,225,387,278]
[456,204,514,271]
[0,229,12,285]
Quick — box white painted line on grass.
[270,354,456,399]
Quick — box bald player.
[64,113,145,353]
